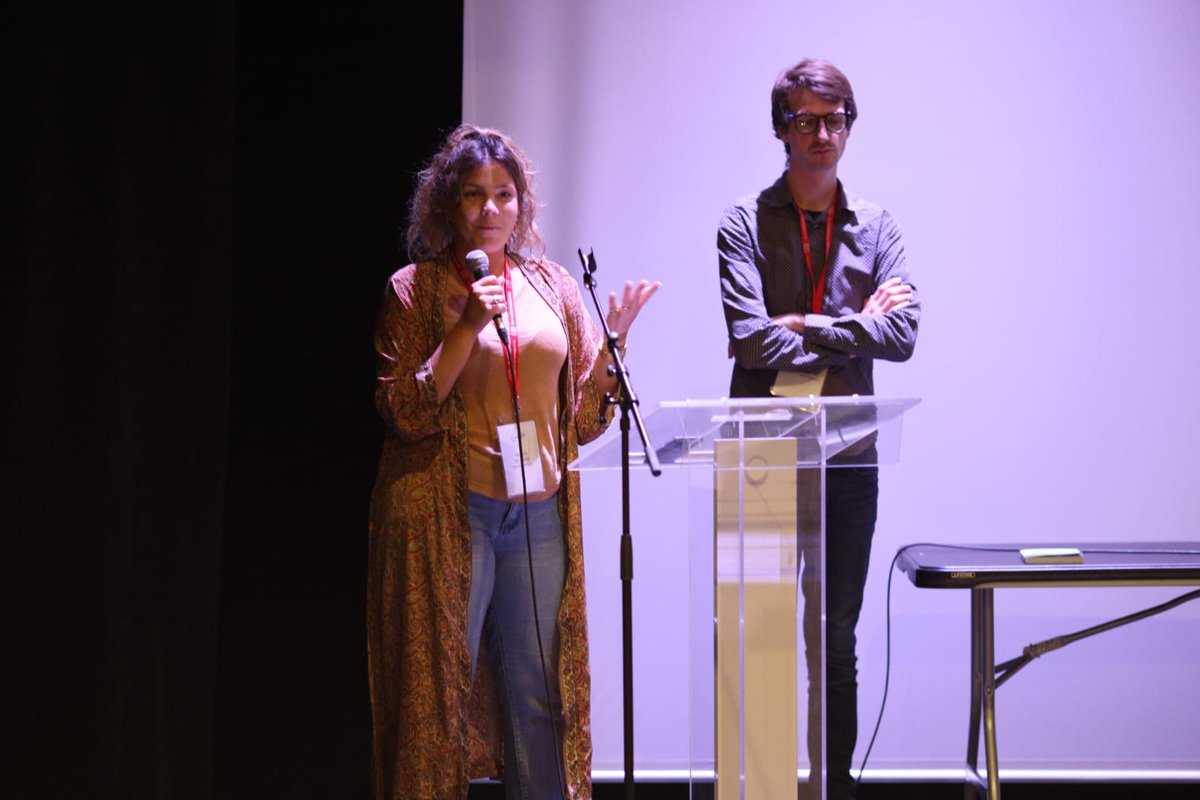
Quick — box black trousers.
[801,465,880,800]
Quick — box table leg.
[965,589,986,799]
[964,587,984,800]
[980,588,1000,799]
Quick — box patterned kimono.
[367,255,611,799]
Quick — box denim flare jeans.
[466,491,567,800]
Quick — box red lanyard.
[452,254,520,397]
[795,195,837,313]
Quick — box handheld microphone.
[465,249,509,346]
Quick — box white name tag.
[498,419,543,498]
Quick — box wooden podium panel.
[714,438,798,800]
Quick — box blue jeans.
[466,491,566,800]
[801,466,879,800]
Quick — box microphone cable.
[500,305,568,796]
[466,248,566,792]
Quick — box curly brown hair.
[405,124,544,263]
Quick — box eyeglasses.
[784,111,849,135]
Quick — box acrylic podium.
[570,396,920,800]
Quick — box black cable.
[856,542,956,787]
[854,540,1071,786]
[853,547,900,789]
[502,331,567,795]
[854,541,1200,788]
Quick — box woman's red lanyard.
[795,196,837,313]
[452,254,520,399]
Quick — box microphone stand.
[578,248,661,800]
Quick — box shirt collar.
[763,173,873,226]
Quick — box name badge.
[498,419,543,498]
[770,367,827,398]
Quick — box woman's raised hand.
[605,279,662,346]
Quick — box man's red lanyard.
[795,196,837,313]
[452,254,520,398]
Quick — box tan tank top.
[444,262,568,501]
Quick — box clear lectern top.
[569,396,920,472]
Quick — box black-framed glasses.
[784,111,849,135]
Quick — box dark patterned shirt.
[718,174,921,398]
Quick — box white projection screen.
[463,0,1200,782]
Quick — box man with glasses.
[718,58,921,800]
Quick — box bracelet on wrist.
[601,341,628,358]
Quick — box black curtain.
[6,3,461,799]
[218,4,461,798]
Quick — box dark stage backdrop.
[6,4,460,799]
[7,4,232,799]
[219,4,461,799]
